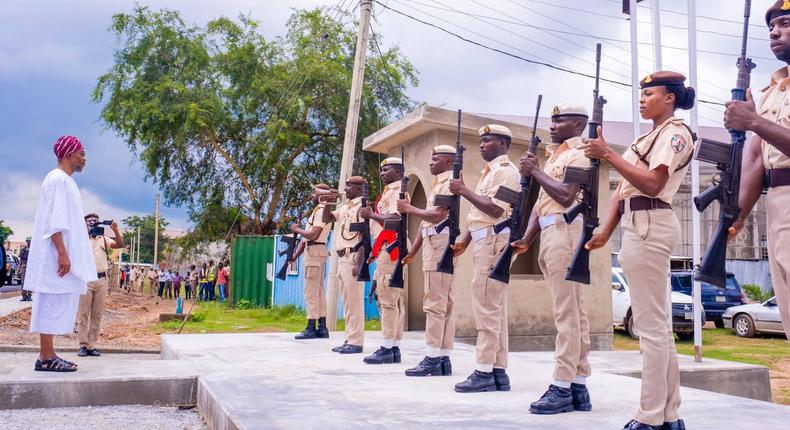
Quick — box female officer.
[583,71,695,430]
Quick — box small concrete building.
[363,106,614,351]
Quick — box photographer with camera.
[77,213,123,357]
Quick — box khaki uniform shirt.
[332,197,364,251]
[618,116,694,203]
[536,137,590,217]
[758,66,790,169]
[422,170,453,229]
[306,203,331,244]
[91,235,116,274]
[372,181,402,238]
[466,154,521,232]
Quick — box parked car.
[612,268,706,341]
[4,251,17,285]
[0,247,7,285]
[722,297,785,338]
[670,271,745,328]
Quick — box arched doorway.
[406,176,427,331]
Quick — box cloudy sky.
[0,0,782,241]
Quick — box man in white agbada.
[24,135,97,372]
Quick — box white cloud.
[0,172,189,241]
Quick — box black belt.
[618,196,672,216]
[336,247,356,257]
[97,272,106,279]
[307,241,326,246]
[767,168,790,188]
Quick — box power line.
[426,0,634,81]
[375,0,724,107]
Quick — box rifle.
[693,0,755,288]
[562,43,606,285]
[276,232,299,281]
[350,182,373,282]
[384,146,409,288]
[488,95,543,284]
[435,109,465,274]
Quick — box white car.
[722,297,785,338]
[611,268,705,341]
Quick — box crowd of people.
[118,260,230,303]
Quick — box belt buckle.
[649,198,657,210]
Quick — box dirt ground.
[0,290,176,350]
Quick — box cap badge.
[552,106,560,115]
[644,74,653,84]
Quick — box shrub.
[741,283,774,303]
[236,298,255,310]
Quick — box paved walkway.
[0,296,31,319]
[2,332,788,429]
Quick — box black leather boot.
[316,317,329,338]
[623,420,664,430]
[440,356,452,376]
[571,383,592,411]
[663,419,685,430]
[392,346,401,363]
[454,370,497,393]
[331,341,347,352]
[363,346,396,364]
[529,384,574,415]
[405,356,443,376]
[492,368,511,391]
[294,319,317,340]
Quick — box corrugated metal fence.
[272,233,380,320]
[726,259,773,293]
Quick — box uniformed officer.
[511,105,592,414]
[359,158,407,364]
[723,0,790,346]
[322,176,368,354]
[289,183,333,340]
[397,145,457,376]
[584,71,695,430]
[449,124,520,393]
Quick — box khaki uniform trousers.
[77,277,108,349]
[538,218,592,383]
[766,189,790,340]
[303,245,329,319]
[422,232,455,354]
[471,232,510,368]
[338,252,365,346]
[618,208,681,426]
[374,250,405,341]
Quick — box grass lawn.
[613,327,790,405]
[158,302,381,334]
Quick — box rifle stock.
[488,94,543,285]
[275,233,299,281]
[562,43,605,285]
[693,0,755,288]
[436,109,465,274]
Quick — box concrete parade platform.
[1,332,789,429]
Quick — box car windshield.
[674,274,737,291]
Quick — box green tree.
[122,214,170,264]
[93,6,417,237]
[0,220,13,244]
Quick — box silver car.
[722,297,785,338]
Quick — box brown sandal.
[34,356,78,372]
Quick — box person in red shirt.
[217,263,229,304]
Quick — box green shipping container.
[230,235,275,308]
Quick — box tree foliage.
[0,220,13,243]
[121,214,170,264]
[94,5,418,238]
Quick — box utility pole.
[130,236,135,265]
[154,194,160,267]
[325,0,373,330]
[651,0,662,70]
[136,226,141,264]
[628,0,641,140]
[687,0,703,363]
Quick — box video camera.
[88,219,113,238]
